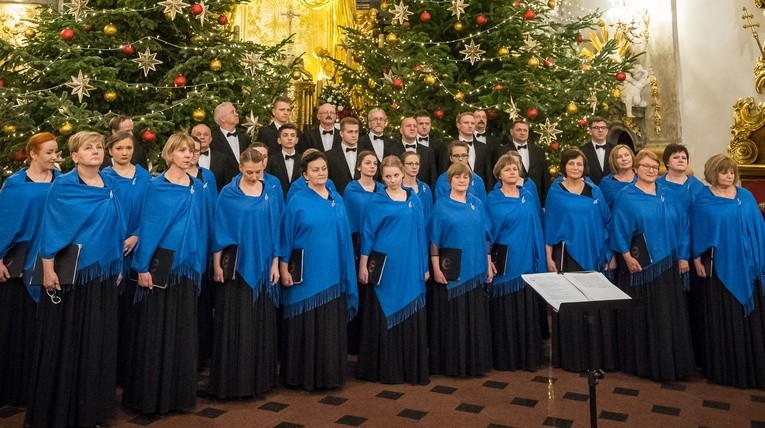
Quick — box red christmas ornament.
[550,141,560,152]
[487,108,498,120]
[526,108,538,120]
[142,129,156,143]
[616,71,627,82]
[60,28,75,41]
[217,15,228,26]
[494,84,504,91]
[476,14,488,25]
[514,1,522,7]
[576,34,584,43]
[83,24,93,32]
[414,64,424,72]
[434,109,445,119]
[392,78,404,90]
[577,118,588,127]
[173,74,187,87]
[190,3,203,15]
[0,78,6,88]
[391,102,399,110]
[14,149,27,162]
[525,84,534,92]
[402,20,410,27]
[121,44,135,56]
[420,11,431,22]
[524,9,536,20]
[543,57,554,68]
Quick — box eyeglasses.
[451,154,469,159]
[637,164,659,171]
[590,126,608,130]
[404,162,420,166]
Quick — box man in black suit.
[257,96,305,154]
[414,110,447,174]
[266,123,302,199]
[386,117,437,189]
[507,119,550,205]
[101,115,149,169]
[192,123,238,192]
[357,108,393,162]
[455,111,492,190]
[473,109,501,156]
[210,101,251,167]
[579,116,613,185]
[326,117,361,195]
[305,103,341,152]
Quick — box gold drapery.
[235,0,354,81]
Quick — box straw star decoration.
[460,40,485,65]
[505,97,520,121]
[390,1,413,25]
[243,52,265,76]
[132,48,163,77]
[243,111,260,138]
[158,0,189,21]
[65,70,95,103]
[536,118,563,145]
[447,0,470,21]
[64,0,93,21]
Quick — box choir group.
[1,105,765,428]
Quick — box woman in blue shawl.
[356,156,429,385]
[428,162,494,376]
[123,133,210,414]
[401,151,434,222]
[598,144,636,208]
[100,131,152,387]
[0,133,60,406]
[610,150,694,381]
[207,148,282,397]
[25,131,125,428]
[486,153,546,371]
[434,141,487,203]
[543,148,616,373]
[278,150,358,391]
[691,154,765,388]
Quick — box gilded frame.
[729,97,765,179]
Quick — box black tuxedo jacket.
[418,135,448,174]
[266,151,303,199]
[524,142,550,206]
[579,141,614,185]
[207,149,239,192]
[257,122,306,154]
[306,126,342,152]
[386,141,438,190]
[358,133,394,161]
[211,127,250,166]
[325,145,356,195]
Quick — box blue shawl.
[360,190,428,328]
[403,179,434,224]
[599,173,637,208]
[544,177,612,271]
[486,186,546,297]
[263,172,285,213]
[435,171,487,203]
[656,174,704,214]
[131,173,209,301]
[343,180,384,234]
[691,186,765,314]
[610,183,687,286]
[492,179,541,217]
[37,168,125,288]
[213,174,281,305]
[285,176,337,203]
[101,165,152,238]
[428,194,492,299]
[278,186,358,320]
[0,168,60,302]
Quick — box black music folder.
[4,241,28,278]
[439,247,462,282]
[490,243,508,276]
[700,247,714,277]
[629,233,652,267]
[366,250,387,286]
[147,247,174,288]
[220,245,239,280]
[551,241,566,272]
[32,244,82,286]
[288,248,304,284]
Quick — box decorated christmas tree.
[332,0,638,170]
[0,0,294,176]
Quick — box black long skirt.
[279,295,348,391]
[0,278,36,405]
[703,275,765,388]
[356,283,429,385]
[117,277,139,387]
[25,277,118,428]
[122,277,198,414]
[197,270,215,369]
[427,281,492,377]
[491,285,542,371]
[616,266,695,381]
[207,278,278,398]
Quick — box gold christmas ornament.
[602,102,609,111]
[498,46,510,57]
[613,88,621,98]
[3,124,16,135]
[527,56,540,69]
[192,108,206,122]
[548,165,559,175]
[453,91,465,102]
[368,78,377,88]
[290,69,303,80]
[103,90,118,102]
[104,23,117,36]
[24,28,36,39]
[424,74,436,86]
[210,58,222,72]
[548,0,556,8]
[165,12,174,21]
[380,0,389,11]
[59,121,74,135]
[191,34,204,45]
[566,102,578,114]
[386,33,398,43]
[453,21,464,31]
[597,18,606,28]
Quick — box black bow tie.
[345,147,357,153]
[461,140,473,146]
[476,132,486,138]
[418,136,428,142]
[322,130,334,135]
[516,144,527,150]
[199,150,209,156]
[285,154,297,160]
[372,134,383,140]
[595,143,606,150]
[226,132,237,138]
[405,144,417,150]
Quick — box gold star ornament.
[132,48,163,77]
[536,118,563,145]
[459,40,485,65]
[64,0,93,21]
[243,111,260,138]
[447,0,470,21]
[390,1,413,25]
[158,0,189,21]
[65,70,95,103]
[242,52,265,76]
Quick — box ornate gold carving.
[649,74,661,134]
[728,97,765,165]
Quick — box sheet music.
[521,271,631,312]
[564,272,631,301]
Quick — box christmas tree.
[0,0,294,176]
[332,0,638,171]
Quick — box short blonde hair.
[68,131,104,154]
[446,162,472,183]
[703,154,739,186]
[633,149,659,170]
[493,153,521,179]
[161,132,195,164]
[608,144,634,172]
